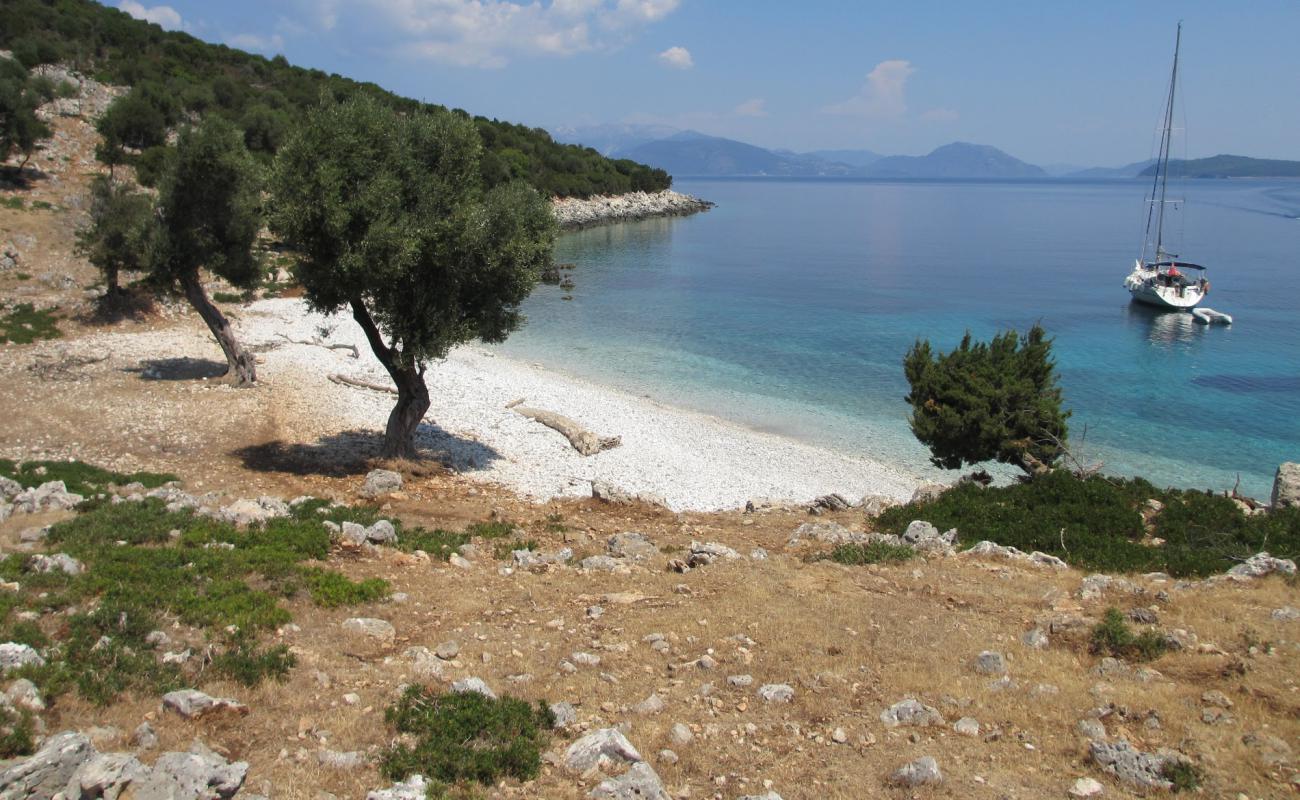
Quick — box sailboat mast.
[1152,22,1181,261]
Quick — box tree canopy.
[0,0,671,197]
[269,95,556,457]
[903,324,1070,476]
[75,174,153,294]
[0,57,50,168]
[151,116,263,384]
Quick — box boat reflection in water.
[1125,301,1200,348]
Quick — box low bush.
[0,458,177,495]
[3,494,393,705]
[380,685,552,787]
[1162,760,1204,792]
[875,471,1300,576]
[0,303,61,344]
[826,541,917,566]
[0,706,36,759]
[1090,608,1168,662]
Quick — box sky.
[113,0,1300,166]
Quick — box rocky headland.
[551,190,714,229]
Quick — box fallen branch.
[276,333,359,359]
[329,373,396,394]
[513,406,620,456]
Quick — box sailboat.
[1123,22,1211,309]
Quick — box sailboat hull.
[1124,264,1206,309]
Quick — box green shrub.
[301,568,390,608]
[0,706,35,759]
[380,685,552,786]
[12,496,395,704]
[0,303,61,344]
[903,324,1069,475]
[0,458,177,495]
[1090,608,1168,662]
[396,528,470,560]
[826,541,917,566]
[467,521,517,540]
[875,471,1299,577]
[1161,760,1204,792]
[1,196,23,210]
[494,539,538,561]
[212,640,296,687]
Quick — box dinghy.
[1192,307,1232,325]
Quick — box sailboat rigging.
[1123,22,1212,310]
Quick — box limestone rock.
[686,541,740,567]
[1021,628,1049,649]
[0,642,45,672]
[162,690,249,720]
[974,650,1007,675]
[64,752,151,799]
[434,640,460,660]
[131,743,248,799]
[361,469,403,498]
[787,522,863,546]
[0,731,96,797]
[1088,739,1178,790]
[366,520,398,544]
[669,723,693,746]
[581,555,621,572]
[1068,777,1105,797]
[5,678,43,712]
[953,717,980,737]
[11,481,83,514]
[589,761,669,800]
[890,756,942,786]
[633,693,665,715]
[318,749,367,769]
[880,698,944,728]
[217,496,289,527]
[367,775,431,800]
[909,483,948,504]
[1272,606,1299,622]
[756,684,794,703]
[565,728,643,773]
[342,617,396,644]
[1227,552,1296,579]
[552,190,713,230]
[549,701,577,730]
[607,532,659,561]
[450,677,496,699]
[1272,462,1300,509]
[29,553,85,575]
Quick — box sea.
[495,177,1300,499]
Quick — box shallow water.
[497,177,1300,498]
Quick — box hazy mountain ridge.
[550,125,1300,180]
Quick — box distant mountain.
[549,123,682,157]
[1139,154,1300,178]
[619,132,856,177]
[803,149,882,168]
[864,142,1046,179]
[1066,159,1158,179]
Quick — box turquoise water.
[497,178,1300,498]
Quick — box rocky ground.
[551,191,714,229]
[1,64,1298,800]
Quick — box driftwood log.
[329,373,396,394]
[513,406,621,456]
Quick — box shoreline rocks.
[551,190,714,229]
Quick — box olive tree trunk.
[180,271,257,386]
[351,299,430,459]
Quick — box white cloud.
[657,45,693,69]
[339,0,679,68]
[823,59,915,118]
[228,32,287,54]
[118,0,183,31]
[921,107,959,123]
[734,97,766,117]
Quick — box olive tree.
[269,96,555,459]
[903,324,1070,476]
[0,60,49,169]
[75,175,153,295]
[150,117,262,385]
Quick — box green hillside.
[1140,154,1300,179]
[0,0,670,197]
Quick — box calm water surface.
[496,178,1300,498]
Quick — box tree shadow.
[0,165,50,191]
[233,425,502,478]
[81,287,157,326]
[125,357,229,381]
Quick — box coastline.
[551,189,714,229]
[240,299,923,511]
